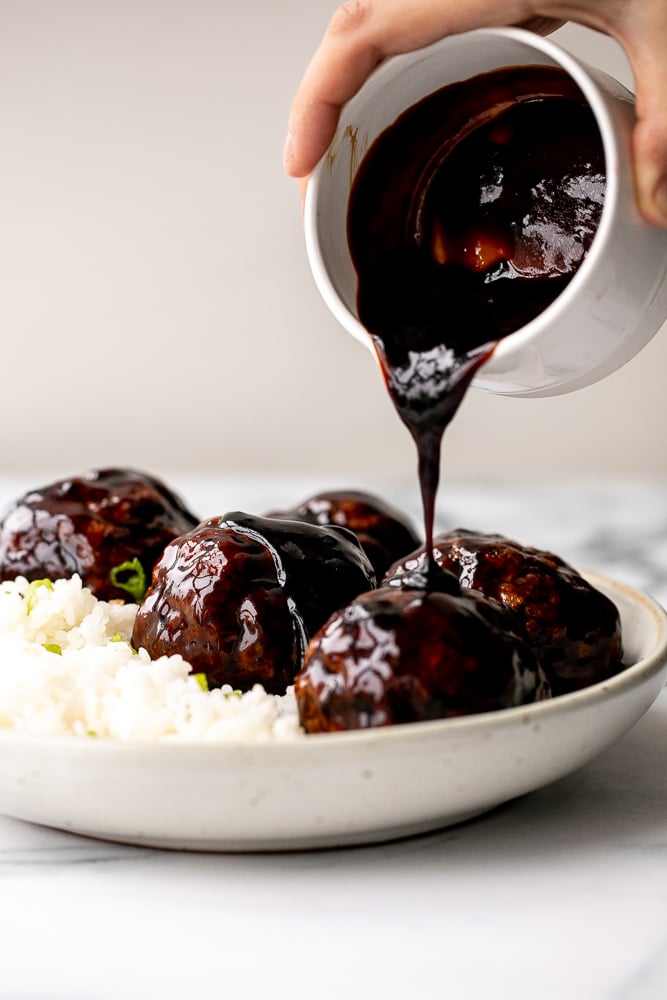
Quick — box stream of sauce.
[347,65,606,580]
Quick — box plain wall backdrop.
[1,1,666,484]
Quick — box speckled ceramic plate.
[0,573,664,851]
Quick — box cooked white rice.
[0,575,303,742]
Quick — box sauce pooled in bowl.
[347,64,606,568]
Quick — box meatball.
[132,511,376,693]
[266,489,420,579]
[385,529,623,695]
[0,468,199,602]
[295,586,549,732]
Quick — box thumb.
[626,10,667,226]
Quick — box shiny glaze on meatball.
[0,468,199,602]
[385,529,623,695]
[266,490,420,579]
[132,511,376,693]
[296,585,549,732]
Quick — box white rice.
[0,575,303,742]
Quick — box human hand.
[284,1,667,227]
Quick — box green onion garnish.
[25,578,54,613]
[108,559,147,603]
[43,643,62,655]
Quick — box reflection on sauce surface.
[347,65,606,570]
[131,512,376,692]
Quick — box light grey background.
[1,1,665,484]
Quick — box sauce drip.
[347,65,605,579]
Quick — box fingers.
[624,6,667,225]
[284,0,537,179]
[632,95,667,228]
[285,0,667,230]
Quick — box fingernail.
[654,175,667,224]
[283,130,294,170]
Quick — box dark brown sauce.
[0,468,199,602]
[347,65,605,578]
[131,511,376,692]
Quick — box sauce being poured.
[347,65,605,578]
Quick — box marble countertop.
[1,475,666,1000]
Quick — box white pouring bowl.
[304,27,667,397]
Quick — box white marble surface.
[0,475,666,1000]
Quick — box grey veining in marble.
[1,689,666,999]
[0,477,666,1000]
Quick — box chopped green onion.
[25,578,54,613]
[193,672,209,692]
[87,730,98,738]
[108,559,147,603]
[43,643,62,655]
[224,688,243,700]
[109,632,137,653]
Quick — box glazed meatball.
[132,511,376,693]
[385,529,623,695]
[295,586,549,732]
[0,468,199,602]
[266,490,420,579]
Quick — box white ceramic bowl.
[305,27,667,397]
[0,573,664,851]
